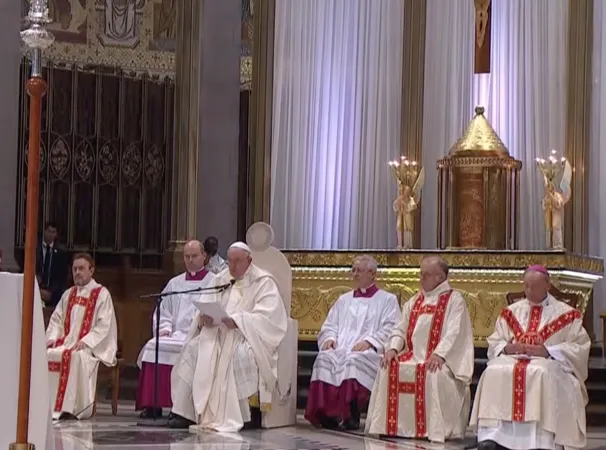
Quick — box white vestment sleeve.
[153,279,175,335]
[387,294,415,352]
[364,295,401,353]
[431,292,474,383]
[46,290,70,341]
[487,315,511,360]
[80,288,118,366]
[317,297,342,348]
[544,317,590,381]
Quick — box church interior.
[4,0,606,448]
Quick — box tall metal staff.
[12,2,53,450]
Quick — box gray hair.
[354,254,378,273]
[422,255,449,278]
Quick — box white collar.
[423,280,451,297]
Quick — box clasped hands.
[320,339,373,352]
[381,349,444,373]
[504,341,549,358]
[45,339,87,351]
[199,314,237,330]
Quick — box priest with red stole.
[305,255,401,430]
[470,265,590,450]
[135,240,217,418]
[365,256,474,442]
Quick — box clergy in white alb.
[169,241,288,432]
[204,236,227,274]
[470,265,591,450]
[365,256,474,442]
[304,255,401,430]
[46,252,117,420]
[135,240,217,418]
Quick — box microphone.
[138,279,235,299]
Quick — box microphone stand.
[136,282,232,427]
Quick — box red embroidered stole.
[48,286,103,412]
[499,304,581,421]
[386,289,453,437]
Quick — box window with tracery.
[15,60,175,269]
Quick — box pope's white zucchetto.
[229,241,251,254]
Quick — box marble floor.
[53,403,606,450]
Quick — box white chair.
[246,222,298,428]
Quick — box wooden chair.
[506,285,581,310]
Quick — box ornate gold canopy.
[449,106,509,157]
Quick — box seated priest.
[169,241,288,432]
[45,252,118,420]
[365,256,474,442]
[204,236,227,274]
[136,240,217,418]
[470,265,590,450]
[304,254,401,430]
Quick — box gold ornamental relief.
[474,0,491,48]
[457,173,484,247]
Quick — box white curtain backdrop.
[589,1,606,339]
[422,0,569,250]
[270,0,404,249]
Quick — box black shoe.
[139,408,162,419]
[477,440,499,450]
[243,407,262,430]
[58,413,78,421]
[168,414,195,429]
[341,418,360,430]
[318,415,340,430]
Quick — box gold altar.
[284,250,603,347]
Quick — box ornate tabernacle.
[437,107,522,249]
[284,250,603,346]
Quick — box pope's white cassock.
[365,281,474,442]
[136,269,217,411]
[46,279,117,420]
[171,264,288,432]
[470,294,590,450]
[304,285,401,426]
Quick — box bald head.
[183,240,206,273]
[419,256,449,292]
[523,268,550,304]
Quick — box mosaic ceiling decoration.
[21,0,253,82]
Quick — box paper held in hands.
[194,301,228,323]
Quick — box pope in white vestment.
[136,240,217,417]
[305,255,401,430]
[46,253,117,420]
[169,241,288,432]
[470,265,591,450]
[365,256,474,442]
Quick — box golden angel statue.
[392,168,425,249]
[539,158,572,250]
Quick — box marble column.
[400,0,427,249]
[247,0,276,226]
[166,0,241,273]
[0,0,22,271]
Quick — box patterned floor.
[52,403,606,450]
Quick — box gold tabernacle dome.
[437,107,522,249]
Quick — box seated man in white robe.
[204,236,227,274]
[169,241,288,432]
[46,252,118,420]
[365,256,474,442]
[305,254,401,430]
[470,265,591,450]
[136,240,217,418]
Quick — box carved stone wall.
[21,0,253,83]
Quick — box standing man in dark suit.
[36,221,68,307]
